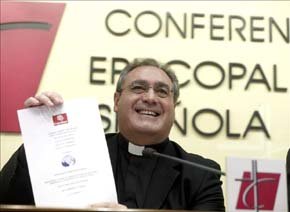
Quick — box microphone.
[142,147,226,176]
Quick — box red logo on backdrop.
[235,160,280,210]
[0,2,65,132]
[52,113,68,126]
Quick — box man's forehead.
[131,79,170,87]
[125,65,172,84]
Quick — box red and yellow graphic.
[0,2,65,132]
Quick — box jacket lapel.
[106,133,118,180]
[143,143,180,208]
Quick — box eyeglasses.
[121,80,173,98]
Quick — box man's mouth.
[136,109,160,117]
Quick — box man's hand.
[24,91,63,108]
[88,202,127,210]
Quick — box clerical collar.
[118,133,169,156]
[128,142,144,156]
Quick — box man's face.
[114,66,175,144]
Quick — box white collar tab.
[128,142,145,156]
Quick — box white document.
[17,98,117,208]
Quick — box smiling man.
[114,61,177,146]
[0,58,225,211]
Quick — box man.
[0,58,225,210]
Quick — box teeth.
[139,110,157,116]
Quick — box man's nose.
[142,88,157,103]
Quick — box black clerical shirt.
[116,134,168,208]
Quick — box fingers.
[24,91,64,108]
[24,97,42,108]
[88,202,127,210]
[35,91,63,106]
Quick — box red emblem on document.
[52,113,68,126]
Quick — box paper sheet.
[17,98,117,208]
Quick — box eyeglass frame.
[118,80,174,99]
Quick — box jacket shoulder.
[105,132,118,143]
[170,141,221,170]
[0,144,34,204]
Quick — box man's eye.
[131,85,146,93]
[157,88,169,97]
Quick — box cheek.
[166,105,176,122]
[164,102,175,114]
[117,96,135,113]
[168,110,175,123]
[171,108,175,119]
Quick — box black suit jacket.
[0,133,225,211]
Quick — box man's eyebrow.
[130,80,171,88]
[131,80,147,84]
[155,81,170,88]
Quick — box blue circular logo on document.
[61,155,76,167]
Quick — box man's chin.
[133,125,160,135]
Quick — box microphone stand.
[143,148,226,176]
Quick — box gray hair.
[116,58,179,103]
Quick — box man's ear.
[113,92,121,112]
[174,100,181,107]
